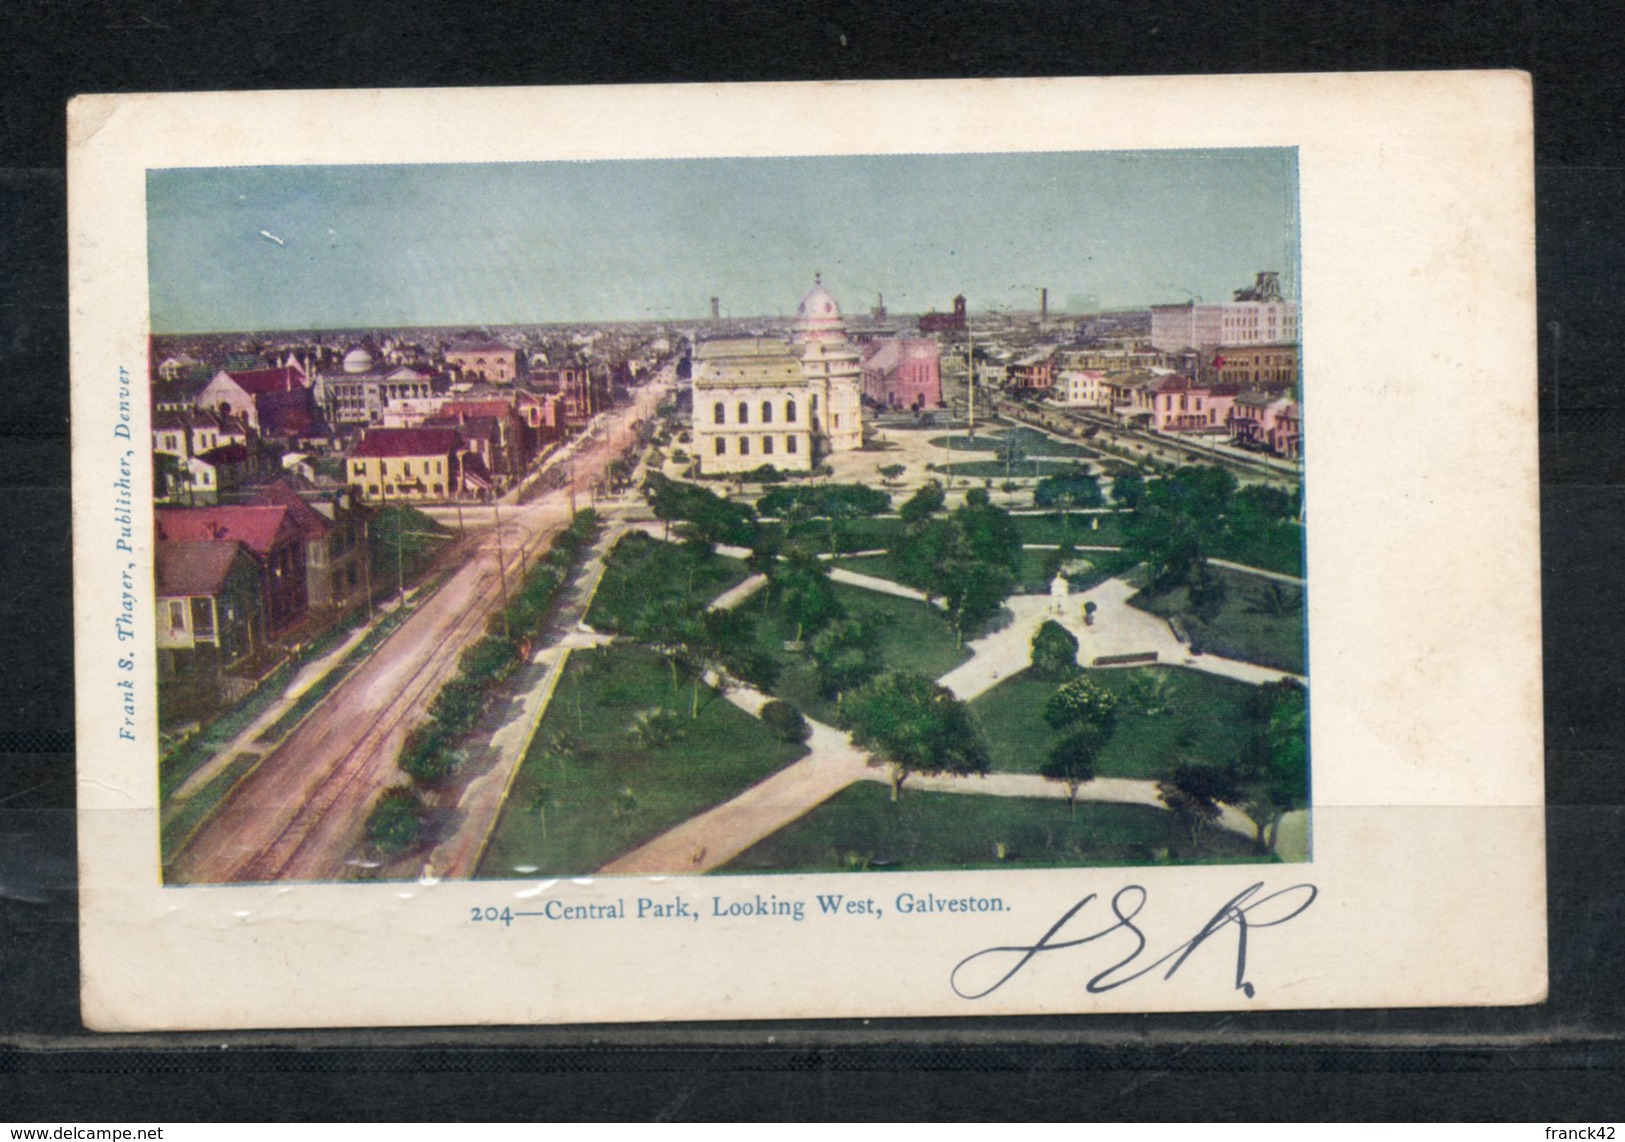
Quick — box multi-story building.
[1054,369,1108,409]
[691,276,864,475]
[155,504,309,635]
[346,426,465,502]
[445,340,519,384]
[1151,376,1242,433]
[1149,272,1300,353]
[861,338,942,411]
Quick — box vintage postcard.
[70,75,1544,1029]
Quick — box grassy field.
[929,457,1098,481]
[723,782,1267,873]
[1129,566,1307,675]
[834,546,1137,597]
[929,428,1097,458]
[969,665,1262,779]
[782,515,909,554]
[741,581,971,724]
[476,644,808,878]
[1013,512,1126,547]
[1210,519,1305,578]
[584,530,751,632]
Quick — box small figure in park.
[1049,572,1069,615]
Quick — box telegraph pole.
[493,495,512,640]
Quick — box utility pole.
[362,517,375,620]
[493,496,512,640]
[966,317,976,440]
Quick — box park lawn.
[783,514,909,554]
[476,644,808,879]
[969,666,1261,780]
[742,581,971,724]
[1014,511,1127,547]
[929,457,1096,481]
[1129,566,1307,675]
[1210,519,1305,578]
[928,433,1002,453]
[1013,547,1139,595]
[722,782,1266,873]
[584,530,750,632]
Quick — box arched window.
[762,400,773,423]
[786,435,798,454]
[715,437,726,455]
[740,437,751,456]
[714,402,726,424]
[785,399,797,422]
[738,402,749,424]
[763,436,774,455]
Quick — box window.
[738,402,749,424]
[404,461,413,477]
[715,438,726,455]
[168,601,185,629]
[353,462,365,476]
[833,414,840,428]
[786,435,797,454]
[740,437,750,456]
[786,399,797,422]
[714,402,726,424]
[761,400,773,423]
[763,436,774,455]
[811,396,818,420]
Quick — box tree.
[365,787,427,854]
[1041,724,1105,814]
[898,479,946,524]
[1235,682,1309,852]
[1029,619,1080,680]
[941,556,1015,647]
[1187,561,1228,622]
[1044,675,1120,735]
[1158,762,1242,847]
[878,463,906,486]
[1034,470,1105,510]
[953,487,1022,571]
[838,670,990,801]
[769,546,844,642]
[808,618,882,700]
[1110,469,1146,509]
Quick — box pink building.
[1152,376,1241,433]
[1229,390,1301,457]
[861,339,942,410]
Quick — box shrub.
[398,722,466,786]
[1029,619,1081,680]
[759,699,810,745]
[428,677,487,735]
[460,635,520,687]
[1044,674,1120,734]
[366,787,427,854]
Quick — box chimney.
[1040,288,1049,323]
[710,297,721,321]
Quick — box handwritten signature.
[950,882,1318,1000]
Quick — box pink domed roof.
[794,273,847,341]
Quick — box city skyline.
[148,148,1299,334]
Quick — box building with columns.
[691,276,865,475]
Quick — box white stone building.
[691,276,864,475]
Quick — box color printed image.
[146,151,1306,885]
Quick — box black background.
[3,0,1623,1121]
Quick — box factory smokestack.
[710,297,721,321]
[1039,287,1048,323]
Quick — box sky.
[147,149,1299,334]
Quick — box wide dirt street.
[168,380,671,885]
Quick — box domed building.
[341,344,375,374]
[691,275,865,475]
